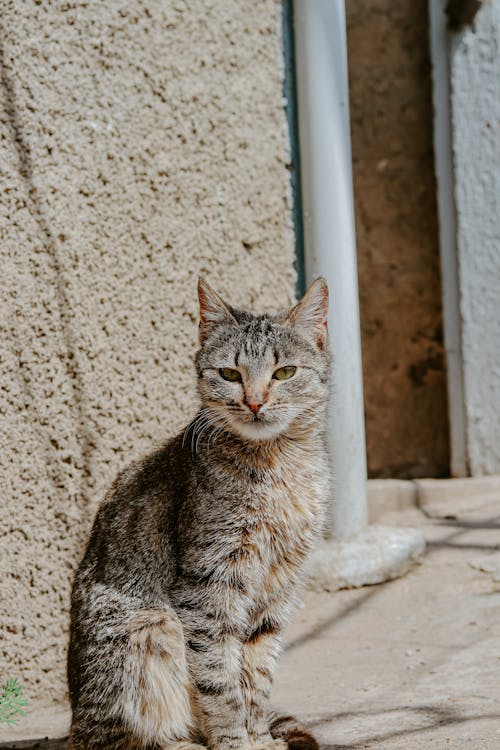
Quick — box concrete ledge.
[367,479,417,522]
[368,475,500,520]
[413,475,500,507]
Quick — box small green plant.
[0,678,29,725]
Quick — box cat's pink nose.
[246,400,263,415]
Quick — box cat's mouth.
[231,412,286,442]
[241,412,270,426]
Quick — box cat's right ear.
[198,278,236,345]
[287,277,329,349]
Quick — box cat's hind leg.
[122,608,193,744]
[69,592,193,749]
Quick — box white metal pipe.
[293,0,368,539]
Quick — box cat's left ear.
[198,278,237,345]
[287,277,329,349]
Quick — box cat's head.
[194,278,329,442]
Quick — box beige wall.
[0,1,295,707]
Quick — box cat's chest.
[191,459,326,598]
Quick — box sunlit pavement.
[274,495,500,749]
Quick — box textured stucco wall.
[449,0,500,475]
[0,1,295,707]
[346,1,450,478]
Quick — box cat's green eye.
[220,368,242,383]
[273,366,297,381]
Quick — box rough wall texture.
[0,1,295,706]
[346,1,450,478]
[449,0,500,474]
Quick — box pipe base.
[308,525,426,592]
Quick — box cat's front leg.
[186,627,250,750]
[241,626,284,749]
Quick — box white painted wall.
[448,1,500,475]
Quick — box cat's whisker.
[192,411,225,453]
[186,407,223,453]
[194,423,215,453]
[183,407,216,449]
[207,422,228,450]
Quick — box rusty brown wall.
[346,1,450,478]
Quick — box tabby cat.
[68,277,330,750]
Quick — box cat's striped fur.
[68,278,329,750]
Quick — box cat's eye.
[220,368,242,382]
[273,366,297,381]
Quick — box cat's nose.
[245,400,264,415]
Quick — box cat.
[67,277,330,750]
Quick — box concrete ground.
[275,495,500,749]
[2,492,499,749]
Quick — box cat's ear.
[287,277,329,349]
[198,278,236,344]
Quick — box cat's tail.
[269,712,320,750]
